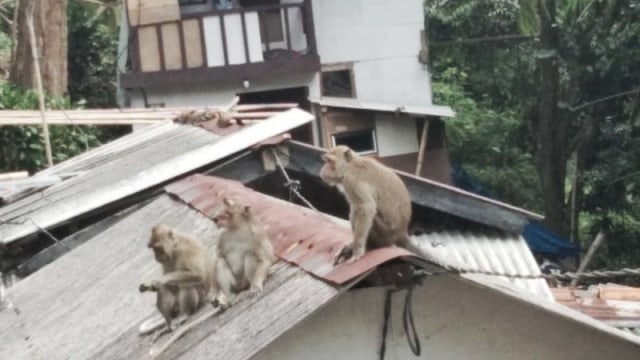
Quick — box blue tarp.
[451,164,580,258]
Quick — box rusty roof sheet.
[165,174,418,285]
[553,285,640,333]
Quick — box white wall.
[252,277,640,360]
[375,113,419,157]
[312,0,432,106]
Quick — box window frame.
[330,128,378,155]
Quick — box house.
[117,0,455,182]
[1,107,640,359]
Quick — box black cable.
[379,289,394,360]
[402,286,421,356]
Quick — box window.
[331,129,377,154]
[321,69,354,98]
[179,0,207,4]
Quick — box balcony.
[120,0,320,89]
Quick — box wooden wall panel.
[161,23,182,70]
[182,20,204,68]
[137,26,161,72]
[127,0,180,26]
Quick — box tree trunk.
[10,0,68,97]
[528,0,569,236]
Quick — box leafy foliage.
[68,0,119,108]
[0,83,101,172]
[433,68,543,211]
[428,0,640,270]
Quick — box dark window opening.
[321,70,354,98]
[179,0,208,5]
[331,129,377,154]
[237,86,313,144]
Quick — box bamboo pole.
[571,230,605,287]
[415,119,430,176]
[26,1,53,168]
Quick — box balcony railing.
[120,0,320,88]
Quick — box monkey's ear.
[243,205,251,217]
[343,148,353,162]
[321,153,333,163]
[167,228,175,239]
[223,197,234,207]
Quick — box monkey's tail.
[399,235,427,259]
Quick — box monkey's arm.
[157,271,206,287]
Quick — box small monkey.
[320,145,420,264]
[212,197,275,307]
[139,224,215,332]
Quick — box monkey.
[139,224,215,332]
[212,197,275,308]
[320,145,422,264]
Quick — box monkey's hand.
[212,294,231,310]
[139,281,160,293]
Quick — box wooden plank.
[0,172,28,181]
[138,26,161,72]
[0,196,218,360]
[182,20,203,68]
[599,286,640,301]
[287,141,539,234]
[0,109,314,245]
[161,23,182,70]
[127,0,180,27]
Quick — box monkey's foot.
[249,285,263,296]
[333,245,364,265]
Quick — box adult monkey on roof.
[320,145,422,264]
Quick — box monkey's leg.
[248,255,270,295]
[178,287,201,317]
[336,205,375,264]
[156,285,178,331]
[214,259,237,309]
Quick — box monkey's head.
[148,224,176,263]
[320,145,357,186]
[213,197,252,230]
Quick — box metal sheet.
[411,231,553,300]
[0,109,314,245]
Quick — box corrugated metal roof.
[0,109,314,245]
[309,96,456,117]
[411,231,553,300]
[166,174,417,285]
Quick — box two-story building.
[118,0,454,183]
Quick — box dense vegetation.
[427,0,640,270]
[0,0,119,173]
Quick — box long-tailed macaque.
[320,145,420,264]
[139,224,215,331]
[212,197,275,307]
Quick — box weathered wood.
[598,286,640,301]
[415,119,429,176]
[287,141,540,233]
[0,172,29,181]
[0,109,314,245]
[571,231,605,287]
[0,196,219,360]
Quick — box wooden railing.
[122,0,319,87]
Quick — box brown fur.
[320,145,414,263]
[140,224,215,331]
[212,197,275,307]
